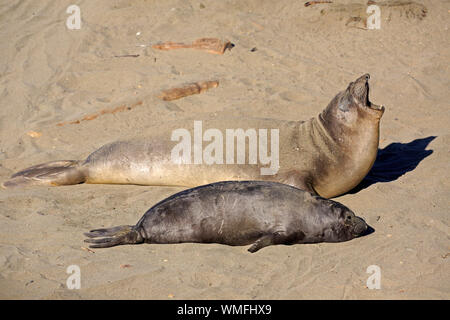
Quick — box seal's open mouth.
[366,82,385,112]
[353,74,385,113]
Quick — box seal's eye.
[345,213,352,222]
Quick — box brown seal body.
[84,181,369,252]
[3,74,384,198]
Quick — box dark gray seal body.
[84,181,368,252]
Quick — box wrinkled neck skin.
[312,85,384,198]
[319,90,383,140]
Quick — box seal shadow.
[348,136,436,194]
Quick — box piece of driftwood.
[305,1,333,7]
[114,54,140,58]
[158,81,219,101]
[56,100,143,126]
[152,38,232,55]
[81,246,95,253]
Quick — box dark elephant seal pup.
[4,74,384,198]
[84,181,368,252]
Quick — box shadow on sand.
[348,136,436,194]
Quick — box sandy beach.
[0,0,449,299]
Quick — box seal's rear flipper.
[84,225,143,248]
[2,160,86,188]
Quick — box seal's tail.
[2,160,86,188]
[84,225,144,248]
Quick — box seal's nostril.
[365,74,370,81]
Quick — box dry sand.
[0,0,449,299]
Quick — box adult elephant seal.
[3,74,384,198]
[84,181,369,252]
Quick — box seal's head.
[312,74,386,198]
[322,74,385,129]
[345,74,385,117]
[318,201,368,242]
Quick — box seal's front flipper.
[2,160,86,188]
[248,235,274,253]
[83,225,143,248]
[278,170,318,195]
[247,233,278,253]
[248,231,288,253]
